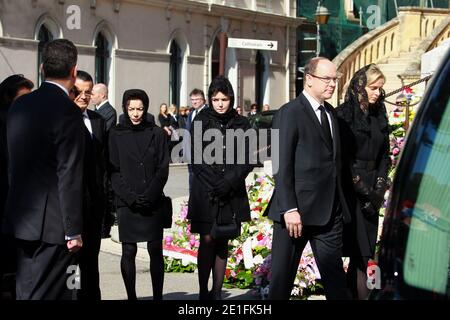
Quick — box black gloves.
[355,176,388,218]
[132,195,151,211]
[361,201,378,218]
[353,175,373,200]
[369,177,387,211]
[212,179,233,198]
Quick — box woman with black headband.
[188,76,254,300]
[108,89,169,300]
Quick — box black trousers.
[15,240,78,300]
[77,220,102,300]
[269,202,351,300]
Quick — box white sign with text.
[228,37,278,51]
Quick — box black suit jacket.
[4,82,85,244]
[268,93,350,226]
[83,110,108,225]
[95,101,117,132]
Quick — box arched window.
[169,41,182,107]
[37,25,53,85]
[255,51,265,107]
[211,37,220,81]
[95,32,110,85]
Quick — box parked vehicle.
[371,48,450,299]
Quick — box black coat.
[158,114,171,128]
[0,107,7,228]
[268,93,351,226]
[187,108,253,226]
[108,123,169,242]
[4,82,85,244]
[337,101,390,257]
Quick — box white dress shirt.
[302,90,333,138]
[83,110,93,137]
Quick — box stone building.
[0,0,301,116]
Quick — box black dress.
[187,107,253,236]
[336,73,390,259]
[109,121,169,243]
[158,114,171,128]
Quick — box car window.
[403,96,450,295]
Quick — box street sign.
[228,37,278,51]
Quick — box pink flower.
[392,147,400,156]
[164,235,172,246]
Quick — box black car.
[372,47,450,299]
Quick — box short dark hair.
[42,39,78,79]
[208,76,234,109]
[189,88,205,100]
[0,74,34,109]
[76,70,93,83]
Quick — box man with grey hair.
[268,57,351,300]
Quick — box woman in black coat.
[188,76,253,300]
[0,74,33,299]
[336,64,390,300]
[109,89,169,300]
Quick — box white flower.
[253,254,264,265]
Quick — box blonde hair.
[365,64,385,86]
[169,103,177,114]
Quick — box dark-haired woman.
[336,64,390,300]
[188,76,253,300]
[109,89,169,300]
[0,74,34,299]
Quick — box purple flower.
[164,235,172,246]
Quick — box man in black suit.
[4,39,84,300]
[72,71,108,300]
[268,57,351,300]
[185,89,207,191]
[91,83,116,239]
[91,83,117,131]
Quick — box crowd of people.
[0,39,390,301]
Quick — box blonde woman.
[336,64,390,300]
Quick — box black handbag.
[210,200,240,239]
[210,216,240,240]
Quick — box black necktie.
[318,105,332,147]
